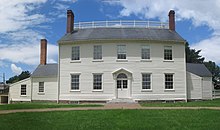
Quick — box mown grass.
[0,109,219,130]
[0,102,103,110]
[141,99,220,107]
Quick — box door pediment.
[112,68,132,79]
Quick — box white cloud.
[0,0,47,33]
[103,0,220,64]
[192,35,220,63]
[0,0,73,71]
[0,42,58,65]
[11,64,22,75]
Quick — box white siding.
[202,77,212,99]
[9,78,31,102]
[59,41,186,101]
[186,72,202,99]
[32,77,58,101]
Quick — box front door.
[117,73,129,98]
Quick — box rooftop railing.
[74,20,169,29]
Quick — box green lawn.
[0,102,103,110]
[141,99,220,107]
[0,109,219,130]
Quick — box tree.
[204,61,220,81]
[185,42,205,63]
[185,42,220,82]
[6,71,31,84]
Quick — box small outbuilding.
[0,83,9,104]
[186,63,213,100]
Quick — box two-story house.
[9,10,213,103]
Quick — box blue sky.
[0,0,219,81]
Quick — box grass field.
[141,99,220,107]
[0,109,219,130]
[0,102,103,110]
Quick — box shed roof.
[58,28,185,43]
[31,64,58,78]
[186,63,212,77]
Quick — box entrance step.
[107,98,137,104]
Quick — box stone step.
[107,98,137,104]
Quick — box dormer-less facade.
[58,10,187,102]
[9,10,212,104]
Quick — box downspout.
[31,77,33,102]
[57,44,60,104]
[184,41,188,102]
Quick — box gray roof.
[58,28,185,42]
[186,63,212,77]
[32,64,58,78]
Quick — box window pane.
[142,45,150,59]
[142,74,151,89]
[164,46,172,60]
[21,85,26,95]
[72,46,80,60]
[117,80,121,88]
[93,74,102,90]
[71,75,79,90]
[123,80,127,88]
[117,73,127,79]
[165,74,173,89]
[93,45,102,59]
[39,82,44,93]
[117,45,126,59]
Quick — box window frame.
[38,82,44,93]
[71,46,80,61]
[93,45,102,60]
[70,74,80,91]
[141,45,151,60]
[93,73,103,91]
[164,73,174,90]
[142,73,152,90]
[117,45,126,60]
[20,84,27,96]
[164,46,173,61]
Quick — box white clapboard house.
[9,10,213,103]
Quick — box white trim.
[92,59,104,62]
[70,90,81,92]
[92,73,103,91]
[92,90,103,92]
[70,60,81,63]
[164,73,175,90]
[70,74,80,91]
[116,59,128,62]
[10,78,31,86]
[163,60,174,62]
[140,59,152,62]
[141,73,152,91]
[141,89,153,92]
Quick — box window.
[93,74,102,90]
[39,82,44,93]
[141,45,150,59]
[165,74,174,89]
[72,46,80,60]
[71,74,80,90]
[21,85,26,95]
[93,45,102,60]
[117,45,126,59]
[142,74,151,89]
[164,46,172,60]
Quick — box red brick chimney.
[67,10,74,33]
[40,39,47,65]
[168,10,175,31]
